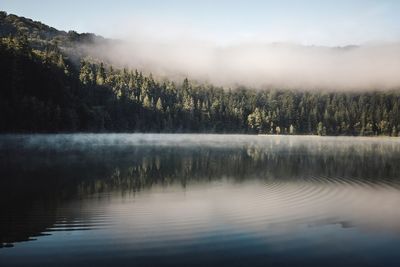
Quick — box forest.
[1,11,400,135]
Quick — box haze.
[4,0,400,90]
[83,38,400,90]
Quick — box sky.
[2,0,400,46]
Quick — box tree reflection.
[1,136,400,246]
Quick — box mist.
[80,36,400,91]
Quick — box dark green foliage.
[1,12,400,135]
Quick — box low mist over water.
[1,134,400,267]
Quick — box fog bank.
[82,37,400,90]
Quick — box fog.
[2,134,400,155]
[80,36,400,90]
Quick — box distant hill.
[0,11,104,46]
[0,11,109,64]
[0,11,399,135]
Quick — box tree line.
[1,35,400,135]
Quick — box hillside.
[0,11,399,135]
[0,11,104,46]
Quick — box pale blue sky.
[2,0,400,45]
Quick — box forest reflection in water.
[1,134,400,267]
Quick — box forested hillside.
[1,11,399,135]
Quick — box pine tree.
[156,97,163,111]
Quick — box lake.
[1,134,400,267]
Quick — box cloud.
[79,31,400,91]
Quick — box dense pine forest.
[1,11,400,135]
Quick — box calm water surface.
[1,134,400,267]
